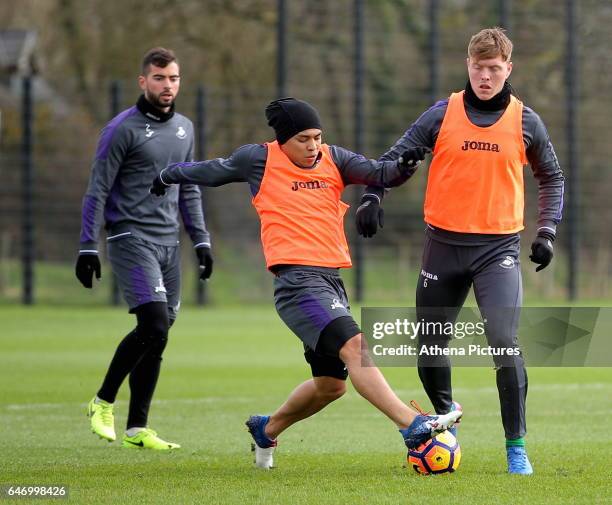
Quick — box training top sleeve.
[79,117,132,253]
[523,107,565,235]
[160,144,267,196]
[329,146,413,188]
[177,134,212,249]
[362,100,449,203]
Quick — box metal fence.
[1,0,610,306]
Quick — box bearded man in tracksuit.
[356,28,564,474]
[77,48,213,450]
[150,97,463,470]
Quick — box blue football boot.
[507,446,533,475]
[246,415,277,469]
[400,409,462,449]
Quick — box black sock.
[124,302,169,428]
[97,328,148,403]
[126,342,166,428]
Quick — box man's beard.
[147,91,174,109]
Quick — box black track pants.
[415,230,527,440]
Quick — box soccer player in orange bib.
[356,28,564,474]
[150,97,462,469]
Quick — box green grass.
[2,305,612,504]
[2,254,610,306]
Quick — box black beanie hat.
[265,97,322,144]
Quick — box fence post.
[277,0,288,98]
[195,85,208,305]
[21,76,34,305]
[428,0,440,104]
[109,81,121,306]
[499,0,512,33]
[565,0,579,300]
[353,0,365,302]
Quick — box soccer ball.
[407,431,461,475]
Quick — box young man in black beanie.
[150,97,463,469]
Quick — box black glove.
[356,196,384,238]
[75,253,101,288]
[195,246,214,280]
[398,146,431,176]
[529,231,554,272]
[150,173,170,196]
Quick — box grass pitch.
[1,305,611,504]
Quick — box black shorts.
[273,266,361,354]
[304,346,348,381]
[302,316,361,381]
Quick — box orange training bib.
[424,91,527,233]
[253,141,352,269]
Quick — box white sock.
[125,427,146,437]
[94,396,112,405]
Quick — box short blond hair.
[468,27,513,62]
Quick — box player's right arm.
[150,144,258,194]
[76,121,129,288]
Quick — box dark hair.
[141,47,178,75]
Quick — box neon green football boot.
[87,397,116,442]
[121,428,181,450]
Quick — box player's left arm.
[331,144,429,238]
[524,107,565,271]
[353,102,444,238]
[330,145,429,188]
[178,133,213,280]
